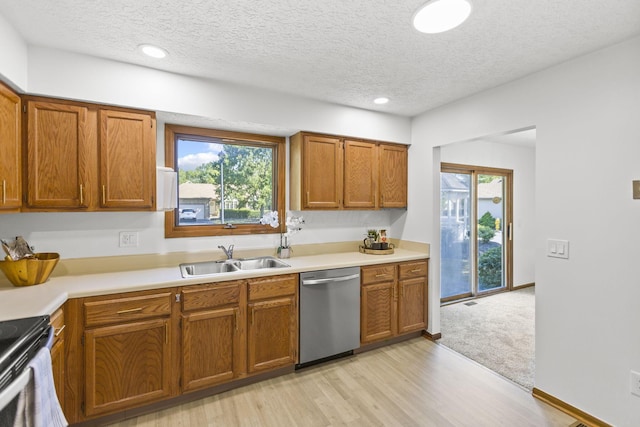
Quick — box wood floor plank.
[107,338,575,427]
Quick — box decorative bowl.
[0,253,60,287]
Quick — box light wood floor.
[107,338,576,427]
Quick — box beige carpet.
[438,286,535,390]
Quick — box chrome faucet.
[218,244,234,259]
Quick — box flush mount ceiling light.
[139,44,168,59]
[413,0,472,34]
[374,97,390,105]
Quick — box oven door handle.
[45,326,55,350]
[0,367,32,412]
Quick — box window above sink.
[165,124,286,238]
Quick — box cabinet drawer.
[84,292,172,327]
[181,281,242,312]
[361,264,396,284]
[50,307,65,345]
[399,260,428,280]
[248,274,297,301]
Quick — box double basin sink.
[179,256,290,278]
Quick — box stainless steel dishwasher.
[297,266,360,368]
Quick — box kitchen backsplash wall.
[0,210,395,259]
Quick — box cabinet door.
[0,82,21,211]
[98,109,155,209]
[398,277,427,334]
[247,296,297,373]
[303,135,342,209]
[84,318,171,417]
[343,140,377,209]
[361,281,397,344]
[182,307,243,392]
[379,144,407,208]
[25,100,91,208]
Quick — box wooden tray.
[359,245,394,255]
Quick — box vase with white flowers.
[260,210,305,259]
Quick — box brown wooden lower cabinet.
[361,259,428,345]
[60,264,423,423]
[62,275,299,423]
[84,318,173,417]
[247,274,298,373]
[180,280,245,392]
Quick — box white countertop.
[0,249,428,321]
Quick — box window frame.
[164,124,286,238]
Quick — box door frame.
[440,163,514,303]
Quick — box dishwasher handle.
[301,273,360,286]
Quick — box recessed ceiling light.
[139,44,168,59]
[374,97,390,105]
[413,0,472,34]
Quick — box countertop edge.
[0,249,428,321]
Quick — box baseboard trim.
[355,331,423,354]
[532,388,611,427]
[423,330,441,341]
[514,282,535,289]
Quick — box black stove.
[0,315,50,395]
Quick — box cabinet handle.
[375,273,388,278]
[79,184,84,205]
[1,180,5,205]
[54,324,66,337]
[251,308,255,325]
[235,309,240,331]
[102,185,106,205]
[116,307,143,315]
[165,324,169,344]
[410,269,422,273]
[305,191,309,206]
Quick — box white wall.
[410,35,640,426]
[0,13,28,90]
[440,139,536,287]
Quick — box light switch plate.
[633,181,640,199]
[119,231,139,248]
[547,239,569,259]
[631,371,640,397]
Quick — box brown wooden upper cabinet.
[99,109,155,209]
[22,96,156,211]
[290,132,408,210]
[379,143,408,208]
[0,82,22,212]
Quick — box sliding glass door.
[441,164,513,303]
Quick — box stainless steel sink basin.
[179,260,239,277]
[179,256,290,278]
[233,256,290,270]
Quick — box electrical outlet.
[119,231,139,248]
[630,371,640,397]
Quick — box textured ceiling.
[1,0,639,116]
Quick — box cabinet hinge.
[175,294,181,303]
